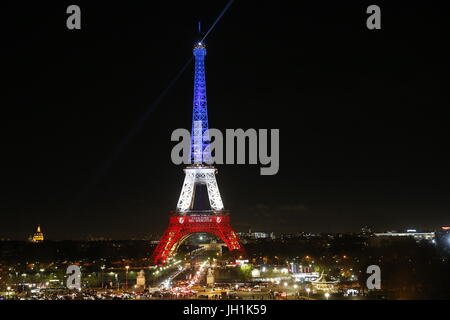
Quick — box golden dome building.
[31,225,44,243]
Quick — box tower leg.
[205,172,224,211]
[151,220,184,265]
[176,171,196,212]
[152,215,245,265]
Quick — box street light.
[100,265,105,289]
[125,266,130,290]
[306,287,311,297]
[324,292,330,300]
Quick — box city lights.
[0,1,448,305]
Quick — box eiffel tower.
[151,41,245,265]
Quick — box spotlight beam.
[201,0,235,43]
[69,0,235,207]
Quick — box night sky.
[2,1,449,240]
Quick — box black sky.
[1,1,449,239]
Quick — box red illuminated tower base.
[152,214,244,265]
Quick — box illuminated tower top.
[32,224,44,243]
[191,42,210,164]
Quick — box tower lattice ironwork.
[151,42,244,265]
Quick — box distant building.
[361,226,373,235]
[206,268,215,287]
[31,225,44,243]
[136,270,146,289]
[293,271,320,282]
[252,232,269,239]
[199,243,225,255]
[311,272,338,293]
[291,263,320,282]
[434,227,450,248]
[373,230,435,242]
[237,231,273,241]
[251,268,261,278]
[441,226,450,231]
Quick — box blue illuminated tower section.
[191,42,210,164]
